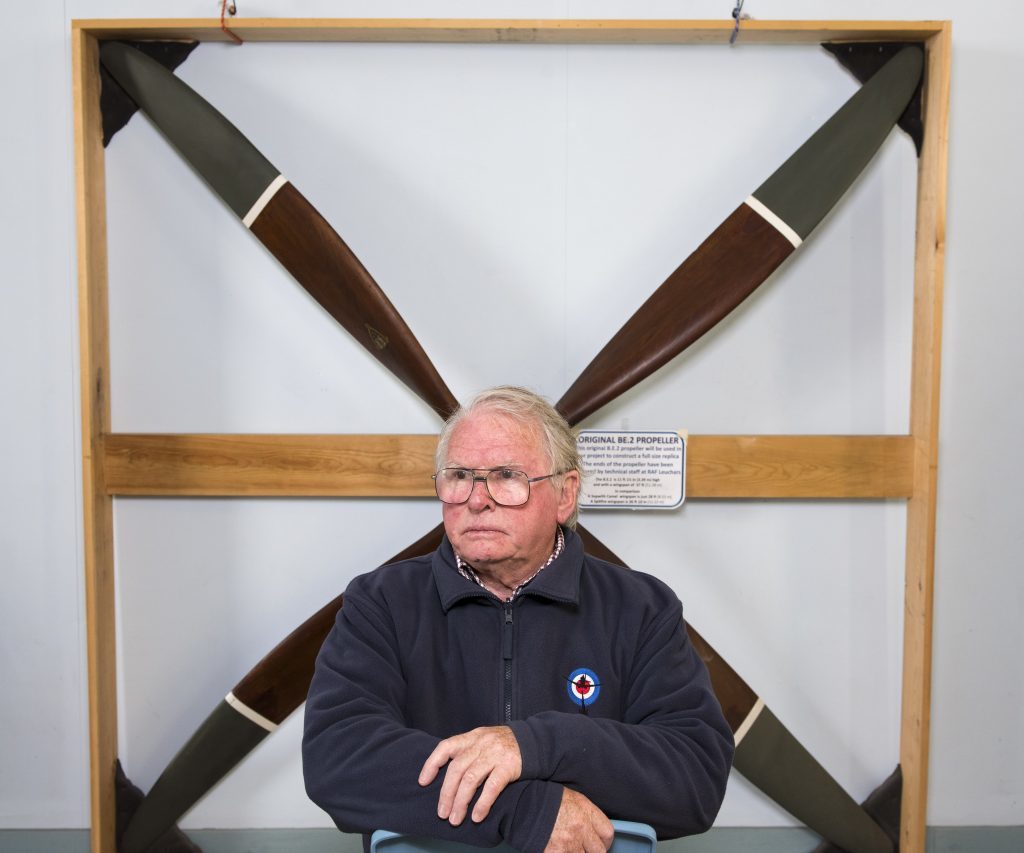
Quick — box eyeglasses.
[432,467,560,507]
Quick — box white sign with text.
[577,430,686,510]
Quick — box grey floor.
[2,827,1023,852]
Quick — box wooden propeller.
[102,42,918,853]
[100,42,458,421]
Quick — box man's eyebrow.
[445,462,523,469]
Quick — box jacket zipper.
[502,603,514,722]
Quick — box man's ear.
[556,470,581,524]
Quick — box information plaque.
[577,430,686,510]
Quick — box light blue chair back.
[371,820,656,853]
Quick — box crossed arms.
[302,576,733,853]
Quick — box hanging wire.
[220,0,244,45]
[730,0,747,46]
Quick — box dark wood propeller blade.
[119,526,445,853]
[230,524,446,722]
[558,204,793,426]
[248,182,458,420]
[557,46,923,426]
[99,41,458,420]
[576,526,893,853]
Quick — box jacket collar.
[433,528,583,611]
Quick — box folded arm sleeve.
[302,592,562,853]
[508,608,734,838]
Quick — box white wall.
[0,0,90,828]
[1,0,1020,833]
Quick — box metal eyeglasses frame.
[432,467,560,506]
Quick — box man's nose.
[466,476,494,509]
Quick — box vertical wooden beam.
[72,24,117,853]
[900,22,951,853]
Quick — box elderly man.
[303,386,733,852]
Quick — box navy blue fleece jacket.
[302,529,733,852]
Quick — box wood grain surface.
[104,433,914,499]
[558,204,794,425]
[250,183,458,420]
[72,27,119,853]
[688,435,915,498]
[104,433,439,497]
[900,24,952,853]
[73,18,946,45]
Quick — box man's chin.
[453,533,509,564]
[458,545,507,561]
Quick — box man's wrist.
[504,780,563,853]
[507,719,542,780]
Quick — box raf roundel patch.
[566,668,601,709]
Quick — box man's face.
[441,410,578,577]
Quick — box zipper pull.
[503,604,514,660]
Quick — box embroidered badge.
[566,668,601,712]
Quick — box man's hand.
[418,726,523,825]
[545,788,614,853]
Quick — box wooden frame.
[72,18,950,853]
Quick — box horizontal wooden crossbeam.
[103,433,915,499]
[74,18,946,45]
